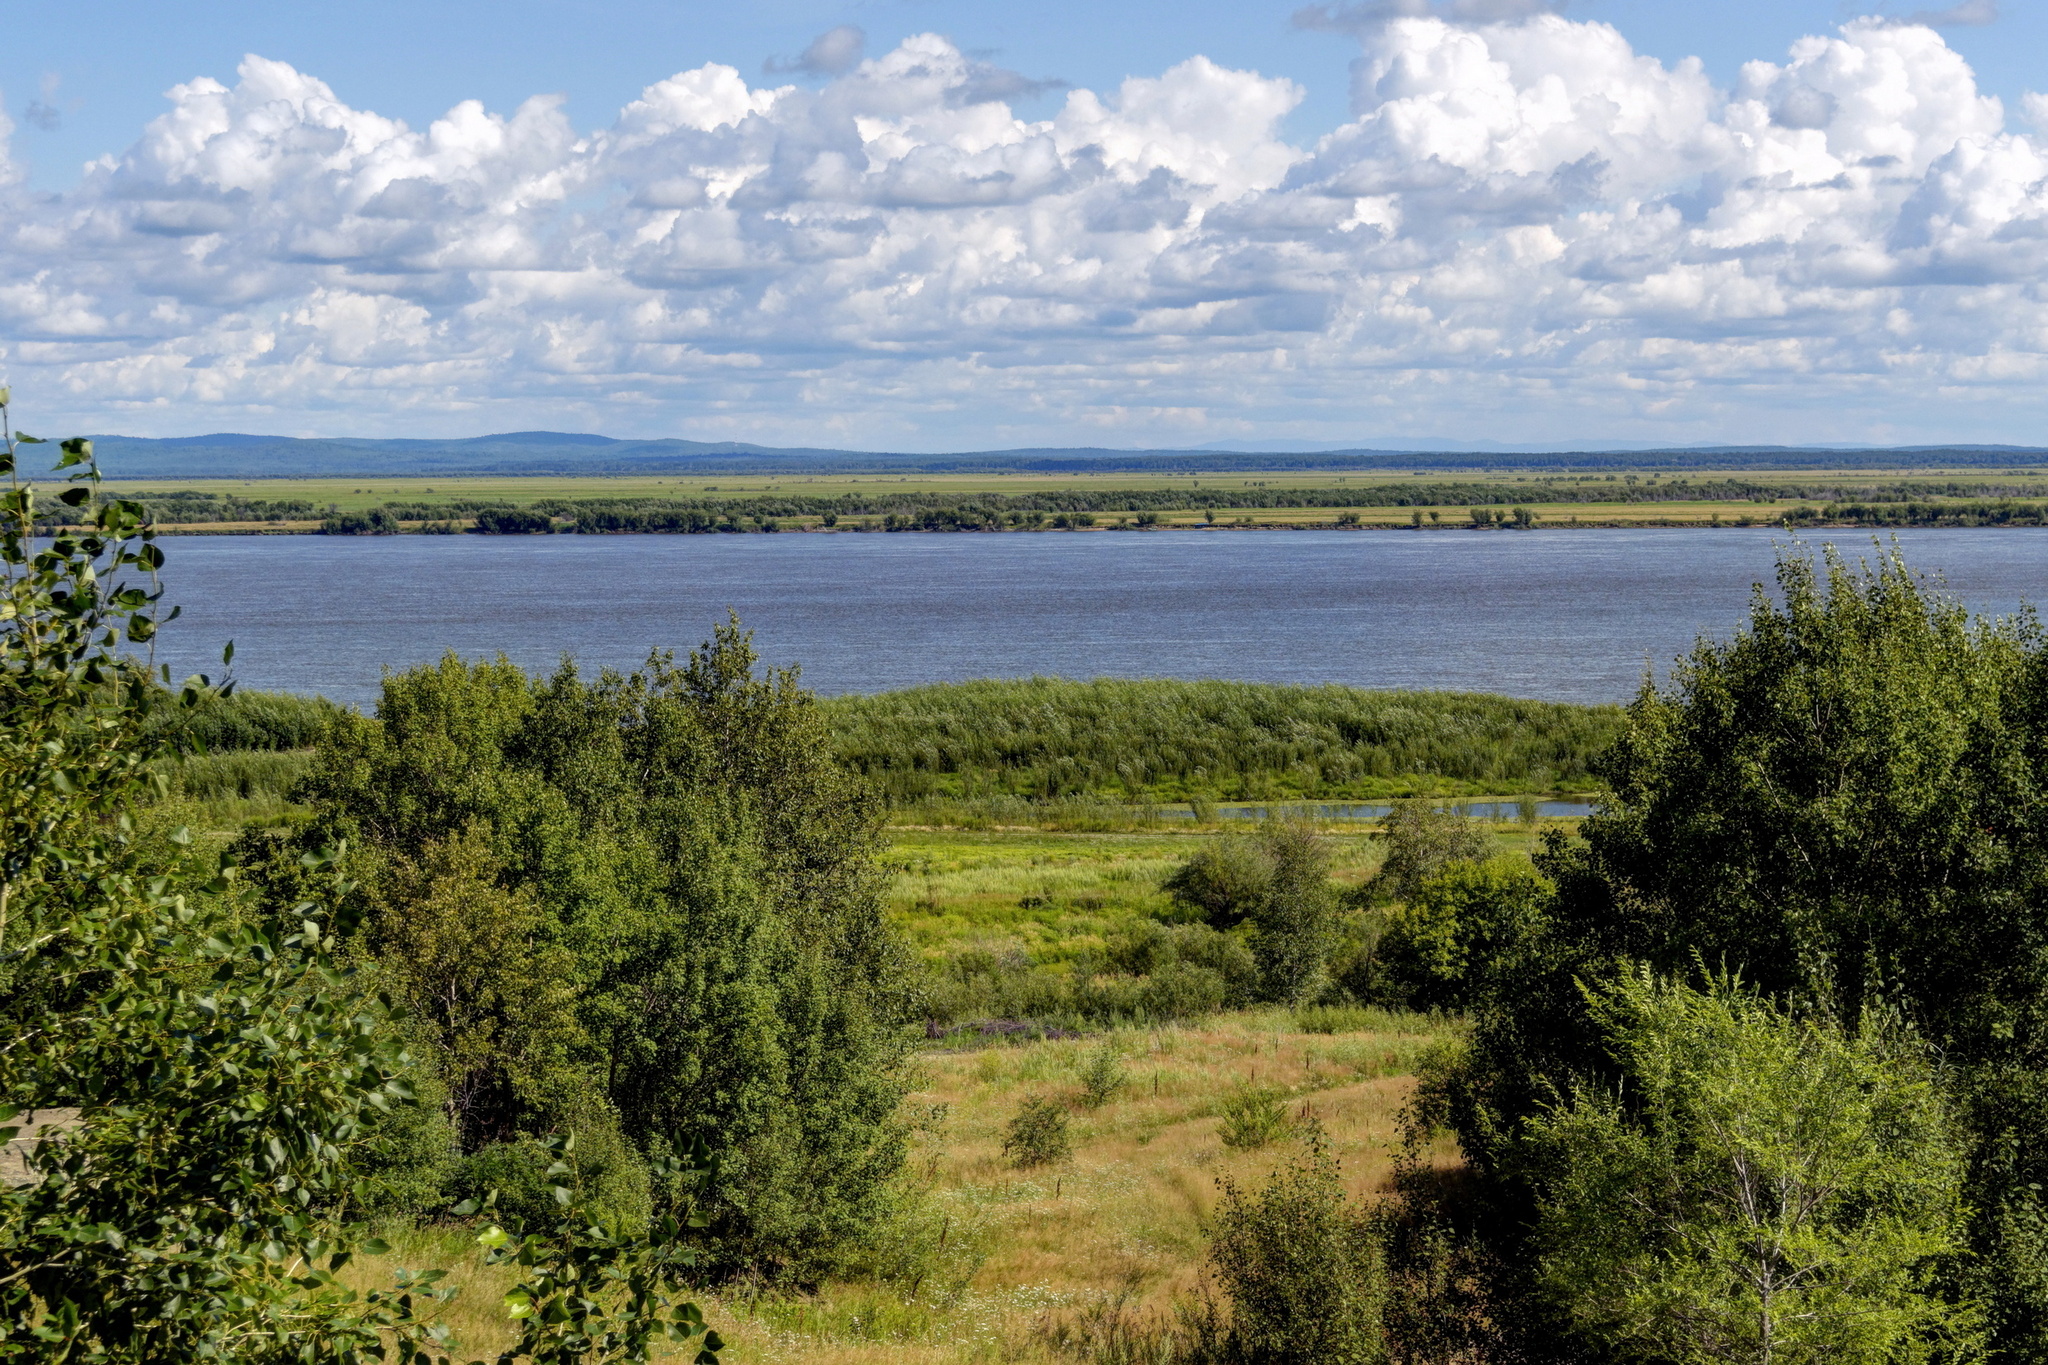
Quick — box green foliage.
[164,746,316,802]
[1002,1095,1073,1168]
[323,507,401,535]
[359,825,584,1150]
[1217,1086,1292,1151]
[1247,822,1339,1006]
[1077,1044,1128,1110]
[0,397,720,1364]
[1520,971,1975,1365]
[923,920,1257,1030]
[246,619,913,1275]
[1376,857,1550,1012]
[472,508,555,535]
[824,678,1620,805]
[1368,799,1494,904]
[1160,822,1339,1006]
[1295,1005,1411,1035]
[1207,1126,1387,1364]
[145,685,347,751]
[1162,835,1272,929]
[1428,543,2048,1358]
[456,1130,652,1240]
[468,1134,723,1365]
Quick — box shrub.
[1217,1086,1292,1151]
[1369,801,1492,903]
[1209,1126,1388,1364]
[1138,962,1231,1020]
[1004,1095,1074,1168]
[1078,1044,1128,1110]
[1519,970,1975,1364]
[472,506,553,534]
[1376,856,1551,1012]
[455,1123,653,1237]
[1249,821,1339,1005]
[1162,835,1272,928]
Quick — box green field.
[94,464,2048,531]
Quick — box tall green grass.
[162,679,1617,825]
[167,748,316,801]
[823,678,1621,805]
[144,688,347,752]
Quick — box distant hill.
[71,430,2048,479]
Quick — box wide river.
[140,528,2048,707]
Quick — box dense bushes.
[1206,1128,1388,1364]
[236,621,916,1276]
[826,678,1620,804]
[1518,972,1973,1363]
[1372,857,1550,1012]
[0,411,719,1362]
[922,919,1257,1029]
[1413,545,2048,1361]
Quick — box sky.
[6,0,2048,448]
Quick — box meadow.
[150,682,1509,1364]
[351,1007,1459,1365]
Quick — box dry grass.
[351,1007,1458,1364]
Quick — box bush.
[1518,971,1975,1363]
[1003,1095,1074,1168]
[1138,962,1231,1020]
[1376,856,1551,1011]
[1249,821,1339,1005]
[1217,1086,1292,1151]
[1208,1126,1387,1364]
[1158,823,1340,1006]
[472,506,553,534]
[1078,1044,1128,1110]
[1162,835,1272,928]
[455,1123,653,1238]
[1369,801,1492,903]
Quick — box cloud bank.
[7,17,2048,445]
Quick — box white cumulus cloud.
[6,17,2048,446]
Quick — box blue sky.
[6,2,2048,446]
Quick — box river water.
[138,528,2048,707]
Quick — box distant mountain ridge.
[72,430,2048,479]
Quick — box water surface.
[142,528,2048,707]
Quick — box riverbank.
[86,466,2048,534]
